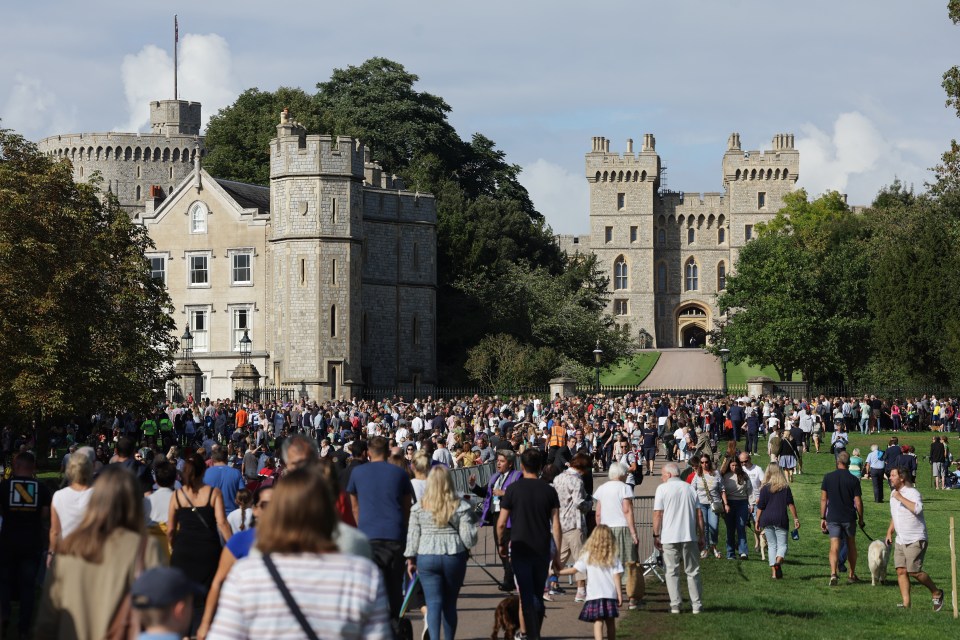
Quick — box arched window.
[718,227,725,244]
[614,257,628,290]
[657,263,667,293]
[718,261,727,290]
[687,228,695,244]
[685,258,698,291]
[190,202,208,233]
[135,185,141,201]
[658,228,666,246]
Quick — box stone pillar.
[231,363,261,393]
[747,376,774,399]
[549,377,579,401]
[175,359,204,402]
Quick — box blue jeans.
[698,503,719,547]
[763,526,789,566]
[858,417,868,434]
[724,499,750,558]
[511,548,550,640]
[417,552,468,640]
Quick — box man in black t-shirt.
[0,452,52,638]
[820,451,864,586]
[930,437,946,490]
[498,449,561,640]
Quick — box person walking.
[820,451,864,586]
[720,457,752,560]
[557,525,623,640]
[35,465,162,640]
[754,464,799,579]
[593,462,643,609]
[884,466,945,610]
[497,449,562,640]
[652,462,705,614]
[553,453,591,602]
[404,466,478,640]
[468,450,523,591]
[346,435,415,630]
[48,451,94,562]
[693,455,725,559]
[863,444,886,503]
[204,446,246,515]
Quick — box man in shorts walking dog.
[884,466,945,610]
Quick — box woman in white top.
[48,451,94,564]
[592,462,641,609]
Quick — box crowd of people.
[0,390,956,639]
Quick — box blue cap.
[131,567,205,609]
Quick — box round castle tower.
[37,99,205,215]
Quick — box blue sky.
[2,1,956,233]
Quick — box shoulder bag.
[263,554,320,640]
[700,473,723,514]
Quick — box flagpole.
[174,15,178,100]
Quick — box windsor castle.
[558,133,799,349]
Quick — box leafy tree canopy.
[0,129,177,422]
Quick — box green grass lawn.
[725,360,790,386]
[601,352,661,386]
[619,431,960,639]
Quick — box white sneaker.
[575,587,586,602]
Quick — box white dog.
[867,540,890,586]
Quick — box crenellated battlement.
[658,192,726,212]
[586,135,660,182]
[270,110,365,180]
[722,131,799,183]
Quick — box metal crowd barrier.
[449,460,495,498]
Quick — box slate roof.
[214,178,270,213]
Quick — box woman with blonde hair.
[48,451,94,564]
[404,465,478,640]
[557,525,623,640]
[754,463,800,579]
[36,465,162,639]
[207,468,389,639]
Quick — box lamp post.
[231,327,261,395]
[239,328,252,364]
[174,326,202,403]
[720,348,730,397]
[593,340,603,395]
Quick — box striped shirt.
[207,552,391,640]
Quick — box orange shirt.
[236,408,248,428]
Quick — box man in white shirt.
[884,467,945,610]
[411,414,424,435]
[653,462,705,614]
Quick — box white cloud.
[520,158,588,235]
[796,111,932,204]
[118,33,237,133]
[2,73,76,137]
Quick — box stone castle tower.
[559,132,799,348]
[37,99,204,215]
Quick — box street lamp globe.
[239,328,252,364]
[720,347,730,363]
[593,340,603,364]
[180,326,193,359]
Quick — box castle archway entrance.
[677,304,710,348]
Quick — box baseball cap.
[131,567,205,609]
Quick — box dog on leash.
[867,540,890,585]
[491,595,521,640]
[754,528,767,561]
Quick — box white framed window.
[190,201,208,234]
[230,305,253,351]
[230,250,253,286]
[187,252,211,287]
[614,299,628,316]
[685,258,699,291]
[614,256,628,290]
[186,306,211,352]
[147,256,166,284]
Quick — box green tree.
[464,333,558,390]
[716,190,870,383]
[204,87,320,186]
[0,129,177,422]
